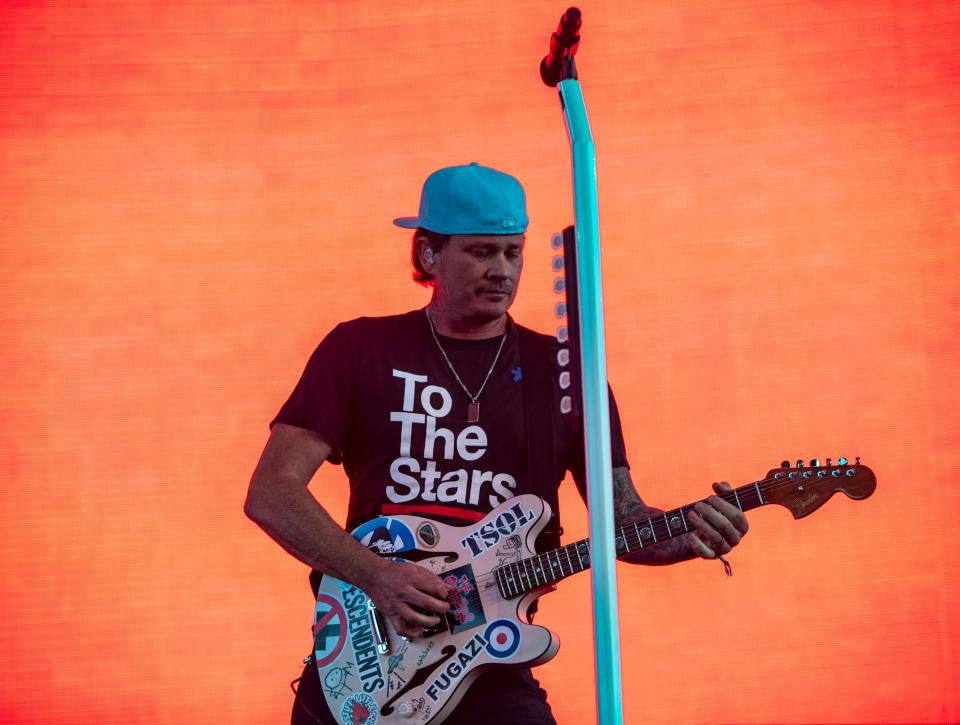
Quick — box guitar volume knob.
[397,701,416,718]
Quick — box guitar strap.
[517,324,563,551]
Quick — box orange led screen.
[1,1,958,723]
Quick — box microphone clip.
[540,7,582,87]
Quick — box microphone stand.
[542,8,625,724]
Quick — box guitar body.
[315,494,560,725]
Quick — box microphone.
[540,7,582,87]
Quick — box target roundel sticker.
[483,619,521,659]
[313,593,348,669]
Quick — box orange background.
[1,1,958,723]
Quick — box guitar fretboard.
[493,480,768,599]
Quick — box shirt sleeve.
[270,322,356,465]
[567,386,630,499]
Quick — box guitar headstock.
[762,457,877,519]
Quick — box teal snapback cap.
[393,162,528,235]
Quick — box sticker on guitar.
[386,642,409,694]
[354,517,415,555]
[494,534,522,564]
[424,633,488,704]
[314,594,349,669]
[341,584,386,693]
[324,662,355,701]
[483,619,521,659]
[339,692,378,725]
[441,564,486,633]
[459,501,535,556]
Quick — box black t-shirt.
[272,309,628,530]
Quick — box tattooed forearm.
[612,466,647,524]
[612,466,696,566]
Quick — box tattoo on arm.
[612,466,648,527]
[611,466,696,565]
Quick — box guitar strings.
[441,469,869,596]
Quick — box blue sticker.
[352,517,415,554]
[483,619,521,659]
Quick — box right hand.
[363,559,452,640]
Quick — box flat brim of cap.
[393,216,421,229]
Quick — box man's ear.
[416,236,433,268]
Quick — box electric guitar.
[314,458,876,724]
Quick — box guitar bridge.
[366,598,390,654]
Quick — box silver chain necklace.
[424,307,507,424]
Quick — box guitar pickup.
[422,612,450,639]
[411,604,450,639]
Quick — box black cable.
[290,655,327,725]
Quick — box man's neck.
[426,302,508,340]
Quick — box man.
[245,163,749,724]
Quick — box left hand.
[686,481,750,559]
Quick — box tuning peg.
[554,302,567,319]
[855,456,861,465]
[826,458,832,466]
[557,349,569,366]
[810,458,820,468]
[552,255,565,272]
[551,232,564,250]
[781,460,790,469]
[556,326,568,343]
[553,277,565,294]
[796,459,804,469]
[838,457,848,466]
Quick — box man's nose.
[487,253,510,279]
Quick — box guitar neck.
[494,480,769,599]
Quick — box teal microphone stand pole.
[541,8,624,724]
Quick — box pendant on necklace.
[467,402,480,424]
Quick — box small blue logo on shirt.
[511,366,523,382]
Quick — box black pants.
[291,659,556,725]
